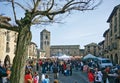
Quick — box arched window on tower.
[44,41,46,45]
[46,35,48,39]
[47,41,49,46]
[6,42,10,53]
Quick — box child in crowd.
[42,74,50,83]
[33,71,39,83]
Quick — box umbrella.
[83,54,96,59]
[58,54,71,60]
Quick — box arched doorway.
[110,54,113,63]
[114,54,118,64]
[4,55,10,67]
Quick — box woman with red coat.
[62,62,67,76]
[24,69,33,83]
[88,68,94,83]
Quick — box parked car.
[97,57,113,69]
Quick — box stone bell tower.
[40,29,50,57]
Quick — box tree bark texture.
[10,24,32,83]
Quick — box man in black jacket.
[53,64,58,79]
[0,66,8,83]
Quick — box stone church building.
[40,29,80,57]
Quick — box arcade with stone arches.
[4,55,11,67]
[109,53,119,64]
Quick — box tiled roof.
[107,4,120,22]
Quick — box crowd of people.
[86,60,120,83]
[1,57,120,83]
[25,58,60,83]
[37,58,91,83]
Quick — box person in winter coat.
[33,72,39,83]
[52,64,58,79]
[102,67,110,83]
[88,68,94,83]
[24,69,33,83]
[42,74,50,83]
[94,68,103,83]
[0,65,8,83]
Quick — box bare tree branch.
[32,0,41,13]
[24,1,33,10]
[0,0,27,11]
[32,0,35,6]
[47,0,54,12]
[14,1,27,11]
[91,0,103,9]
[32,19,61,25]
[32,0,102,19]
[1,0,102,26]
[62,0,74,10]
[11,0,17,22]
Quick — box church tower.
[40,29,50,57]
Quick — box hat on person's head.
[54,79,58,83]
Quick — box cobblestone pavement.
[39,70,89,83]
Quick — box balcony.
[113,42,117,49]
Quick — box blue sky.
[1,1,120,49]
[31,0,120,49]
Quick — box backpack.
[42,79,47,83]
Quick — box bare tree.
[0,0,102,83]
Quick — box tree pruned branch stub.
[0,24,19,32]
[32,0,41,13]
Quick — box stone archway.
[110,54,113,63]
[114,54,118,64]
[4,55,10,67]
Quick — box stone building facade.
[28,42,38,59]
[102,4,120,64]
[40,29,82,57]
[79,49,85,57]
[98,40,105,57]
[0,29,17,65]
[50,45,80,56]
[0,16,18,65]
[84,42,100,56]
[0,16,38,65]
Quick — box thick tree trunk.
[10,24,32,83]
